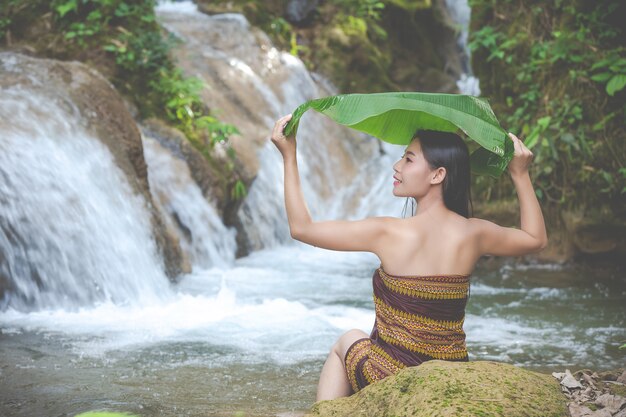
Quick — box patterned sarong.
[345,267,470,392]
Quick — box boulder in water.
[307,360,567,417]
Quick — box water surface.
[1,247,624,416]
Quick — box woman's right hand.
[507,132,534,178]
[271,114,296,159]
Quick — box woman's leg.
[316,329,369,402]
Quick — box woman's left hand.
[507,132,534,178]
[271,114,296,159]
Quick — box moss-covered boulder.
[307,360,567,417]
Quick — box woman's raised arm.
[472,132,548,257]
[271,115,390,253]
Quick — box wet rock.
[157,8,377,255]
[308,360,567,417]
[141,118,226,210]
[0,52,186,279]
[615,409,626,417]
[285,0,319,24]
[595,393,626,414]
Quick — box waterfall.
[155,2,386,252]
[0,88,172,311]
[444,0,481,96]
[142,134,237,268]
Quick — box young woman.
[271,114,548,402]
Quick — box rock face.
[197,0,462,94]
[307,360,567,417]
[141,118,227,209]
[156,7,379,255]
[285,0,320,24]
[0,52,186,279]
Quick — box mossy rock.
[307,360,567,417]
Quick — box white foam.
[0,258,374,363]
[155,0,198,14]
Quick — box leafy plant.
[469,0,625,207]
[590,52,626,96]
[285,92,513,177]
[231,180,248,200]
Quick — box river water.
[0,245,624,416]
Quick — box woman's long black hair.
[408,130,474,218]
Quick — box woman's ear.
[430,167,446,185]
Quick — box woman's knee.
[343,328,368,340]
[333,329,368,356]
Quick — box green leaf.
[55,0,77,18]
[591,72,612,82]
[524,128,540,150]
[87,10,102,21]
[284,92,513,178]
[537,116,552,129]
[590,58,611,71]
[606,74,626,96]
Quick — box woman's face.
[392,139,437,199]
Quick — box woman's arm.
[472,132,548,256]
[271,115,389,252]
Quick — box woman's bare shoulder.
[467,217,495,228]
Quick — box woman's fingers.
[507,132,534,175]
[508,132,522,154]
[272,114,292,140]
[509,132,533,158]
[271,115,297,158]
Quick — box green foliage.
[285,92,512,177]
[339,0,386,21]
[469,0,626,208]
[354,0,386,20]
[337,0,387,41]
[231,179,248,200]
[590,52,626,96]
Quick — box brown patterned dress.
[344,267,470,392]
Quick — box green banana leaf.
[284,92,514,178]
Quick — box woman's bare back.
[376,212,481,277]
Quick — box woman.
[271,114,547,401]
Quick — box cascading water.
[155,2,387,251]
[0,87,171,311]
[142,135,237,268]
[444,0,481,95]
